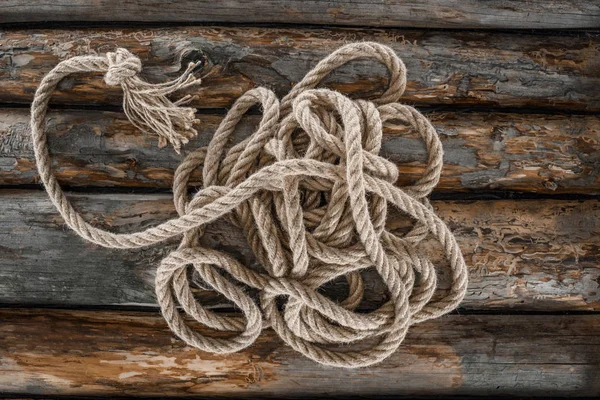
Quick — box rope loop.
[30,41,468,368]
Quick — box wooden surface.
[1,309,599,397]
[2,109,600,193]
[1,190,599,311]
[1,0,599,29]
[1,27,599,112]
[1,2,600,398]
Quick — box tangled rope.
[30,42,468,368]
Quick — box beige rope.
[30,42,468,368]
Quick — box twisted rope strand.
[30,41,468,368]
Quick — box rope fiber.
[30,42,468,368]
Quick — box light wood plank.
[1,190,598,311]
[1,309,599,397]
[2,109,599,193]
[1,0,598,29]
[1,27,598,111]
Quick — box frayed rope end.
[105,48,203,154]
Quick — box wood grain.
[1,190,598,311]
[1,308,599,397]
[1,27,598,111]
[3,109,600,193]
[2,0,599,29]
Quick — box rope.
[30,42,468,368]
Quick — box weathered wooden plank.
[1,190,598,311]
[3,109,600,193]
[2,0,599,29]
[1,309,599,397]
[1,27,598,111]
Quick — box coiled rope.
[30,42,468,368]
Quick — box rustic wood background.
[1,1,599,398]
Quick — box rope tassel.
[103,48,202,153]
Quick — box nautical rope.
[30,42,468,368]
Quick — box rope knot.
[156,42,466,368]
[102,48,204,153]
[104,48,142,86]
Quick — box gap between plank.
[3,185,600,202]
[0,19,599,34]
[0,302,599,316]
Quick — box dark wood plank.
[1,27,598,111]
[1,309,599,397]
[1,190,598,311]
[2,109,599,193]
[1,0,599,29]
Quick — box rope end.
[105,49,204,154]
[155,110,201,154]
